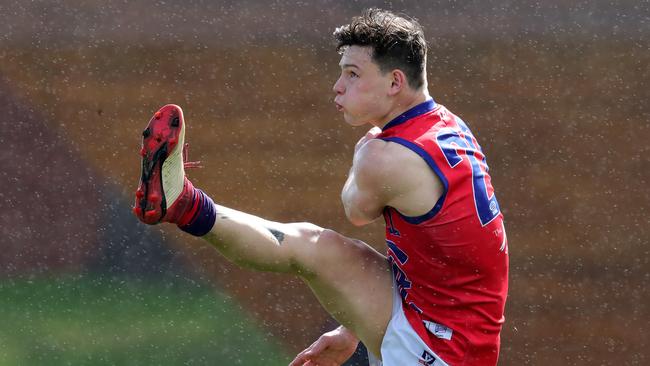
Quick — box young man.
[133,8,508,366]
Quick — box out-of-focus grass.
[0,275,290,365]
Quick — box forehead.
[338,45,375,68]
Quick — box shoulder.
[355,137,444,216]
[354,139,405,174]
[354,138,432,190]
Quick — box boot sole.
[133,104,184,224]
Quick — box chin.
[343,113,370,127]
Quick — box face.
[333,46,393,127]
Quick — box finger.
[288,356,306,366]
[308,339,329,355]
[290,336,330,366]
[289,348,314,366]
[289,352,310,366]
[305,361,329,366]
[298,342,318,358]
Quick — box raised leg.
[201,204,393,356]
[132,104,393,355]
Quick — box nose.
[332,76,344,95]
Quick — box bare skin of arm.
[342,129,444,225]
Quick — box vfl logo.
[418,350,436,366]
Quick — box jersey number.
[436,117,500,226]
[387,240,423,313]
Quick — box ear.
[388,69,407,96]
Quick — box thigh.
[291,228,393,357]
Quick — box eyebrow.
[339,63,360,69]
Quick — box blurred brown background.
[0,0,648,364]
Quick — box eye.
[348,70,359,78]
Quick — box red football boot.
[133,104,201,225]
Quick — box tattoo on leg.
[266,227,285,245]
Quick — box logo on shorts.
[418,350,436,365]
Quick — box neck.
[376,89,431,129]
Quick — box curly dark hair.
[333,8,427,90]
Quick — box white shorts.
[368,280,451,366]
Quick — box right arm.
[340,128,392,226]
[341,129,445,226]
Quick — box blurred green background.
[0,1,648,365]
[0,276,289,365]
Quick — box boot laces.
[182,143,203,169]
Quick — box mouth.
[335,103,344,112]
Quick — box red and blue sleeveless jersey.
[377,99,508,365]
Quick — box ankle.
[177,189,217,237]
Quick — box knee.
[292,222,326,245]
[289,227,348,276]
[290,223,348,251]
[311,229,363,271]
[315,229,351,254]
[316,228,343,244]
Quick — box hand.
[354,127,382,154]
[288,326,359,366]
